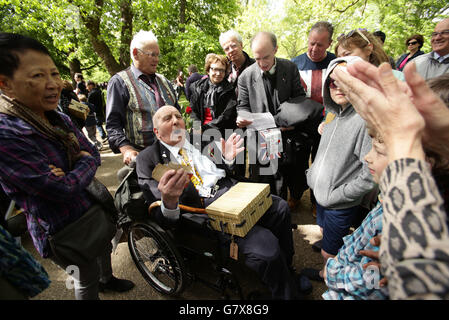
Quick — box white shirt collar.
[260,57,277,75]
[433,51,449,63]
[159,139,190,157]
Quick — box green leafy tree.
[236,0,448,61]
[0,0,239,82]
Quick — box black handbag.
[85,177,119,223]
[47,204,116,266]
[43,178,118,266]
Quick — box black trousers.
[204,180,299,299]
[154,177,299,299]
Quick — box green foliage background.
[0,0,447,84]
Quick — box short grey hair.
[309,21,334,42]
[130,30,158,62]
[219,30,243,47]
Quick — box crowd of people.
[0,16,448,301]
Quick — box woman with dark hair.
[0,33,134,300]
[395,34,425,71]
[189,53,237,135]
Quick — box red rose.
[185,106,192,114]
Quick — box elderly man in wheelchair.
[131,105,311,299]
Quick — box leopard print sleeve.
[379,158,449,299]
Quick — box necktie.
[178,148,203,188]
[141,74,163,108]
[262,72,276,115]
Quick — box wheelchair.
[115,167,248,299]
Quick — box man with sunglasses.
[106,30,179,170]
[414,18,449,80]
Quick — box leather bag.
[48,204,116,266]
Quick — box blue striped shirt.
[323,201,389,300]
[0,112,100,258]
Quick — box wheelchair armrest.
[148,200,208,216]
[148,200,162,217]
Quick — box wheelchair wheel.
[128,221,186,295]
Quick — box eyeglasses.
[407,41,419,46]
[222,42,239,52]
[431,29,449,37]
[138,48,161,58]
[210,67,226,74]
[339,28,370,46]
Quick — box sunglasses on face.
[407,41,418,46]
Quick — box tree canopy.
[1,0,447,83]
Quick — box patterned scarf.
[0,94,80,169]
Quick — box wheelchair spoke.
[129,224,185,294]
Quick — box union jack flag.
[259,129,282,161]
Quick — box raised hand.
[221,132,244,161]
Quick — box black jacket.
[189,77,238,134]
[396,50,425,71]
[87,87,105,121]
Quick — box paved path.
[26,144,327,300]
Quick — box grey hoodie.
[306,56,374,209]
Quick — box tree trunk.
[119,0,133,67]
[79,0,130,76]
[69,58,82,87]
[179,0,186,32]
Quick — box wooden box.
[205,182,272,237]
[68,99,89,120]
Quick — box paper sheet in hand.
[237,110,276,131]
[152,163,192,181]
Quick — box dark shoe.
[301,268,324,282]
[99,276,135,293]
[311,239,322,252]
[295,273,313,295]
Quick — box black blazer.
[237,58,323,131]
[136,140,237,212]
[237,58,324,140]
[189,77,238,134]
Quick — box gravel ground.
[26,143,327,301]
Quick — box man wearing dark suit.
[135,105,311,299]
[237,32,323,207]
